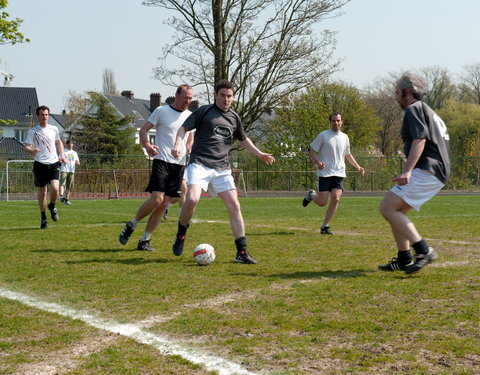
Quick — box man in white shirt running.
[24,105,67,229]
[302,112,365,234]
[119,84,194,251]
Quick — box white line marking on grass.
[198,220,480,246]
[0,288,260,375]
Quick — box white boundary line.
[2,219,477,246]
[0,288,260,375]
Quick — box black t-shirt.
[401,101,450,184]
[183,104,247,170]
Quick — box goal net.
[0,165,248,201]
[2,160,35,201]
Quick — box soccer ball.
[193,243,216,266]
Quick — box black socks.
[235,236,247,252]
[412,239,429,255]
[177,222,189,236]
[397,250,413,264]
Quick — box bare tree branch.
[143,0,349,133]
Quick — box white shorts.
[186,163,236,194]
[391,168,444,211]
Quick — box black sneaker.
[137,239,155,251]
[48,203,59,221]
[60,196,65,203]
[405,248,438,274]
[163,208,168,220]
[320,226,333,235]
[302,189,315,207]
[119,221,134,245]
[40,220,48,229]
[235,250,257,264]
[173,235,185,256]
[378,257,413,271]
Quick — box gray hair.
[397,72,427,100]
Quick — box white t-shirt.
[147,105,192,165]
[310,129,351,178]
[25,124,61,164]
[61,149,79,173]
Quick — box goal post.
[232,168,247,197]
[5,160,34,201]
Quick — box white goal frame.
[5,160,34,201]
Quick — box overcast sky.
[2,0,480,113]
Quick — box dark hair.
[66,140,72,145]
[329,112,342,121]
[214,79,235,94]
[36,105,50,115]
[176,84,193,95]
[397,72,427,100]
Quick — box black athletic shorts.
[317,176,345,192]
[33,161,61,188]
[145,159,185,197]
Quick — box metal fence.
[1,153,479,201]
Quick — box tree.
[102,68,118,96]
[363,75,403,155]
[419,66,457,110]
[0,0,30,45]
[61,91,89,129]
[437,99,480,188]
[72,92,137,157]
[437,99,480,157]
[264,82,380,157]
[142,0,349,133]
[458,62,480,104]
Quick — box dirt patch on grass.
[15,334,120,375]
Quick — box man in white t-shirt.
[59,140,80,205]
[162,130,194,220]
[302,112,365,234]
[24,105,67,229]
[119,84,193,251]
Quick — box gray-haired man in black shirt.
[379,72,450,274]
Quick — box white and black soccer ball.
[193,243,216,266]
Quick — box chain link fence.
[1,153,479,201]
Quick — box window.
[14,129,28,142]
[148,134,156,144]
[131,110,144,120]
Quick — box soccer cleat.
[378,257,413,271]
[48,203,59,221]
[137,239,156,251]
[163,208,168,220]
[405,248,438,274]
[64,200,72,205]
[173,235,185,256]
[302,189,315,207]
[60,196,65,203]
[119,221,134,245]
[40,220,48,229]
[235,250,257,264]
[320,225,333,235]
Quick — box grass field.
[0,195,479,375]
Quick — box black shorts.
[146,159,185,198]
[33,161,61,188]
[317,176,345,192]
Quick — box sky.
[2,0,480,114]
